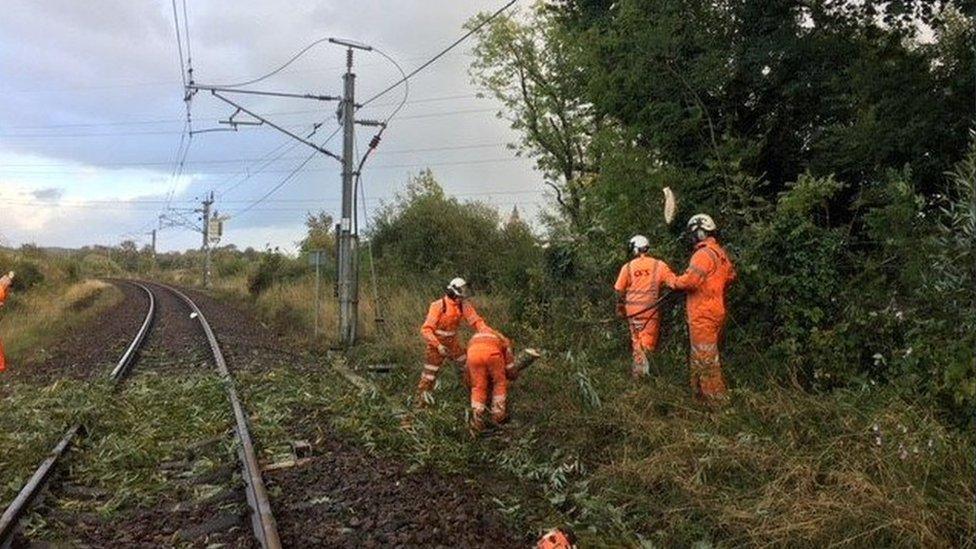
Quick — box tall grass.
[217,272,975,547]
[0,279,118,366]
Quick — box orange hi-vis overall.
[0,280,9,372]
[417,296,488,394]
[466,329,515,429]
[614,254,675,376]
[670,236,736,399]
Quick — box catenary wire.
[359,0,516,108]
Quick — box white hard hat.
[628,235,650,255]
[687,213,717,233]
[446,277,469,299]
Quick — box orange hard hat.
[537,528,577,549]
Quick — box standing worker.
[614,235,675,378]
[669,215,736,401]
[417,277,488,404]
[0,271,14,373]
[465,325,517,433]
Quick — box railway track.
[0,280,281,549]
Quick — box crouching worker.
[0,271,14,373]
[416,277,488,405]
[466,326,517,433]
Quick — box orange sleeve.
[671,250,712,291]
[613,263,630,293]
[420,302,441,346]
[463,301,488,332]
[658,260,676,289]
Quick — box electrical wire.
[181,0,193,83]
[0,93,480,130]
[359,0,517,108]
[213,37,333,88]
[0,142,507,168]
[227,125,343,218]
[170,0,187,89]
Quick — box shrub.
[247,249,305,296]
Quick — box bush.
[80,254,122,276]
[247,249,305,296]
[0,260,46,292]
[370,169,541,293]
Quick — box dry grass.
[0,279,118,365]
[211,274,976,547]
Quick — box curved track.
[0,281,155,545]
[0,281,281,549]
[152,281,281,549]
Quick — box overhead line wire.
[359,0,516,108]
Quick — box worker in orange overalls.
[417,277,488,404]
[465,326,517,432]
[537,527,578,549]
[614,235,675,378]
[669,214,736,401]
[0,271,14,373]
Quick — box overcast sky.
[0,0,544,253]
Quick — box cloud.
[29,187,64,201]
[0,1,545,251]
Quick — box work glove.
[437,344,448,357]
[505,363,519,381]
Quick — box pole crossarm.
[208,91,342,162]
[187,83,339,102]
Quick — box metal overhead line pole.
[338,45,360,346]
[199,191,214,288]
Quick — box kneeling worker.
[417,277,488,403]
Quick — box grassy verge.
[219,274,975,547]
[0,279,120,367]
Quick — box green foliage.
[8,261,45,291]
[246,248,305,296]
[298,210,337,256]
[466,2,976,424]
[79,253,122,276]
[370,170,540,292]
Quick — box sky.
[0,0,544,253]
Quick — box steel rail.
[0,281,155,547]
[156,283,281,549]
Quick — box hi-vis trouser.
[466,333,510,431]
[627,313,660,377]
[689,318,727,399]
[417,330,466,395]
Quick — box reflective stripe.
[693,342,718,352]
[471,401,486,411]
[688,265,707,277]
[422,373,437,381]
[505,362,516,370]
[423,364,440,372]
[435,329,456,337]
[471,332,501,341]
[454,355,467,364]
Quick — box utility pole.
[337,46,360,346]
[199,191,214,288]
[185,37,371,345]
[149,229,157,263]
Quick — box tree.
[469,3,599,227]
[298,211,336,255]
